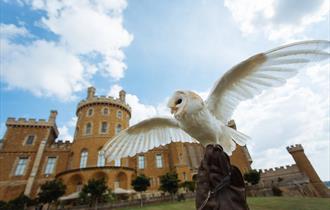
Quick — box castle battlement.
[260,164,298,174]
[76,87,131,115]
[5,111,59,137]
[48,140,72,149]
[6,117,53,126]
[287,144,304,153]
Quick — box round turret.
[70,87,131,169]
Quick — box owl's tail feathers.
[226,126,250,146]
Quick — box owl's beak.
[170,107,178,114]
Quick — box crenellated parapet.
[260,164,298,175]
[48,140,72,150]
[286,144,304,153]
[76,86,131,117]
[5,110,59,136]
[6,117,50,125]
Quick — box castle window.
[14,157,28,176]
[156,154,163,168]
[100,122,108,133]
[114,159,121,167]
[80,150,88,168]
[138,155,145,169]
[117,110,122,119]
[102,108,109,116]
[183,172,187,181]
[97,150,105,167]
[87,108,93,116]
[44,157,56,175]
[115,124,122,134]
[85,123,92,135]
[25,135,35,145]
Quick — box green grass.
[121,197,330,210]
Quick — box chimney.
[119,90,126,103]
[48,110,58,123]
[87,86,96,100]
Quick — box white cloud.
[0,23,30,39]
[57,116,77,141]
[108,84,170,125]
[224,0,329,41]
[31,0,133,80]
[58,125,73,141]
[1,37,87,100]
[0,0,132,100]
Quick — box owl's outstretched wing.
[102,117,198,161]
[206,40,330,124]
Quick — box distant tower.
[119,90,126,103]
[287,144,330,198]
[70,86,131,169]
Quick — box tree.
[131,174,150,207]
[180,181,195,192]
[4,194,34,210]
[38,179,66,210]
[244,170,261,185]
[79,178,108,210]
[159,172,180,199]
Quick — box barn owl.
[103,40,330,160]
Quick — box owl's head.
[167,90,204,119]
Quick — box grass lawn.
[121,197,330,210]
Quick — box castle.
[0,87,252,201]
[1,87,328,201]
[249,144,330,198]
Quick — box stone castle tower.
[70,87,131,169]
[287,144,330,197]
[0,111,71,200]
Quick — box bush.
[79,178,109,208]
[2,194,34,210]
[244,170,261,185]
[180,181,195,192]
[159,173,180,197]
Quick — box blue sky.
[1,0,329,180]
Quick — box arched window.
[80,149,88,168]
[117,110,122,119]
[97,150,105,167]
[87,108,93,116]
[85,123,92,135]
[115,124,122,135]
[102,107,109,115]
[100,122,108,133]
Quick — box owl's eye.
[175,98,182,105]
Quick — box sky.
[0,0,329,180]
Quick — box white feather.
[206,40,330,124]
